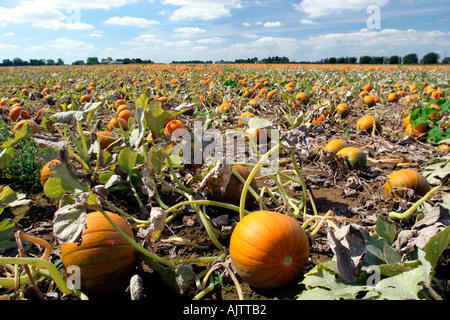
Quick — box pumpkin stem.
[388,184,443,220]
[239,143,280,219]
[97,208,177,269]
[0,257,88,300]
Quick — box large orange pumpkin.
[229,210,310,289]
[384,169,431,199]
[60,211,136,297]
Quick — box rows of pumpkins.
[0,74,447,298]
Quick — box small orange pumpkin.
[108,117,128,131]
[384,169,431,199]
[164,119,187,136]
[115,104,129,115]
[97,131,117,151]
[324,139,350,154]
[266,89,277,99]
[117,109,134,122]
[80,94,91,103]
[335,103,350,118]
[356,114,382,134]
[405,122,428,139]
[337,147,367,170]
[362,95,376,107]
[13,119,41,134]
[295,92,310,104]
[387,93,399,103]
[230,210,310,289]
[40,159,61,186]
[60,211,136,297]
[114,99,127,109]
[9,105,30,122]
[237,112,255,126]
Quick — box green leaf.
[146,143,175,175]
[0,185,31,216]
[0,147,14,169]
[0,218,18,251]
[375,216,397,245]
[118,147,138,176]
[373,267,426,300]
[424,225,450,269]
[43,163,88,198]
[144,99,192,136]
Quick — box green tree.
[403,53,418,64]
[56,58,64,65]
[420,52,440,65]
[359,56,372,64]
[86,57,99,65]
[388,55,400,64]
[442,57,450,64]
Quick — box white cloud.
[242,33,259,39]
[162,0,242,21]
[33,20,94,30]
[242,22,251,27]
[263,21,282,27]
[90,30,104,37]
[196,37,225,44]
[119,33,164,47]
[302,28,450,50]
[293,0,389,18]
[174,27,206,37]
[48,37,95,51]
[300,19,316,25]
[217,36,300,60]
[0,3,94,30]
[23,45,47,52]
[3,32,14,36]
[27,0,139,11]
[104,16,159,28]
[0,44,19,50]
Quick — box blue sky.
[0,0,449,64]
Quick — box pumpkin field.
[0,63,449,301]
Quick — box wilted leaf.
[52,204,87,245]
[146,207,167,244]
[327,224,367,283]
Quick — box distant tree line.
[78,57,154,65]
[1,52,447,67]
[0,56,154,67]
[319,52,448,65]
[1,57,65,66]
